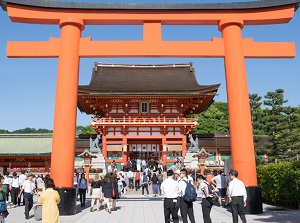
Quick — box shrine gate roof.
[1,0,299,11]
[79,63,220,95]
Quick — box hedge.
[257,161,300,209]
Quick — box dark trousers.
[129,178,134,189]
[164,198,179,223]
[180,198,195,223]
[78,189,86,207]
[158,182,162,195]
[24,192,33,218]
[135,180,140,191]
[231,196,247,223]
[11,187,20,205]
[4,185,9,202]
[142,183,149,195]
[201,198,213,223]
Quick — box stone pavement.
[3,192,300,223]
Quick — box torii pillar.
[2,0,298,215]
[50,18,84,215]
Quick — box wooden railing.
[91,117,198,125]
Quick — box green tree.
[76,125,97,134]
[263,89,288,161]
[192,102,229,134]
[249,93,267,164]
[276,106,300,159]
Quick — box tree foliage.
[192,102,229,134]
[76,125,97,135]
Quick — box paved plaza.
[3,193,299,223]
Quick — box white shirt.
[73,176,78,185]
[11,177,19,188]
[178,177,189,197]
[22,179,35,193]
[19,174,27,185]
[161,178,179,199]
[200,181,209,198]
[187,175,194,184]
[212,174,226,188]
[3,176,12,184]
[228,178,247,202]
[128,171,134,178]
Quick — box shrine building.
[77,62,220,167]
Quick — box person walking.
[157,170,164,196]
[90,174,102,212]
[151,173,159,197]
[141,172,149,196]
[228,169,247,223]
[10,172,20,207]
[77,173,88,208]
[197,175,216,223]
[212,170,226,206]
[18,170,28,206]
[135,171,141,191]
[127,169,134,189]
[102,173,113,213]
[18,173,36,220]
[38,178,60,223]
[160,169,180,223]
[3,172,11,203]
[178,169,196,223]
[111,172,120,211]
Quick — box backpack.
[157,174,163,183]
[182,180,197,202]
[204,182,219,205]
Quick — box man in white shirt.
[212,170,226,206]
[10,172,20,207]
[3,172,12,203]
[178,169,195,223]
[197,175,216,223]
[18,170,28,206]
[127,169,134,189]
[228,169,247,223]
[136,158,141,172]
[18,173,36,220]
[161,169,179,223]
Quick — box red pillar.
[219,19,257,186]
[182,135,187,158]
[102,136,107,160]
[51,18,84,188]
[162,136,167,167]
[123,137,128,167]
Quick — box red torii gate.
[1,0,299,215]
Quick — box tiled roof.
[79,63,219,94]
[0,134,52,155]
[1,0,299,11]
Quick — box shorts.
[218,188,227,197]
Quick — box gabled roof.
[0,134,52,155]
[1,0,299,11]
[79,63,220,94]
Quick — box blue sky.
[0,0,300,131]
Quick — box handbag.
[112,180,116,197]
[34,204,42,221]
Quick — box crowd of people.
[0,159,247,223]
[0,170,60,222]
